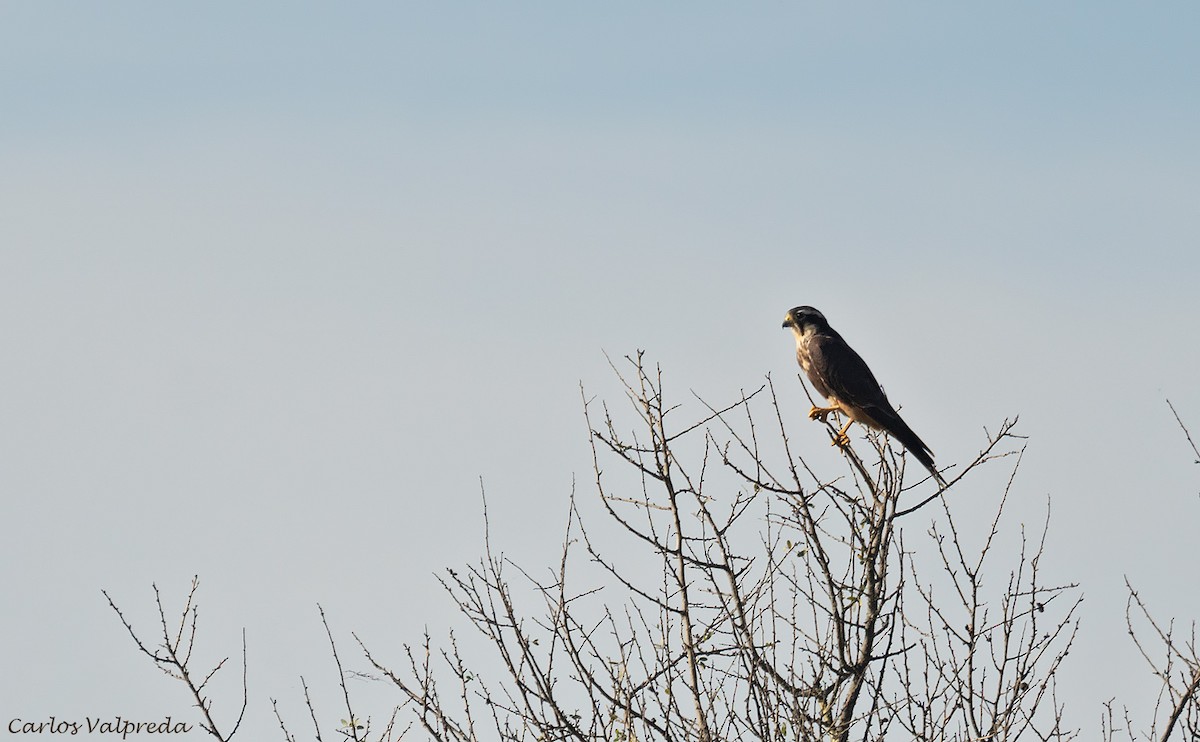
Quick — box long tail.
[875,408,947,488]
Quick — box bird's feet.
[830,422,854,448]
[808,405,836,422]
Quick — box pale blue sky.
[2,3,1198,738]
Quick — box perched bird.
[782,306,946,487]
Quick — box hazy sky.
[2,3,1198,738]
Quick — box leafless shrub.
[355,353,1079,740]
[106,362,1199,742]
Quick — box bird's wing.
[807,333,889,412]
[810,333,941,482]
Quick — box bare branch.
[103,578,247,741]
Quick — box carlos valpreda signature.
[7,716,193,737]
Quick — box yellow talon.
[809,405,835,422]
[831,422,854,448]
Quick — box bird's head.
[782,306,828,332]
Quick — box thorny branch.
[1123,581,1200,742]
[1167,398,1200,466]
[103,577,247,741]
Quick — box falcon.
[782,306,946,486]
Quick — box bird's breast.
[793,333,814,373]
